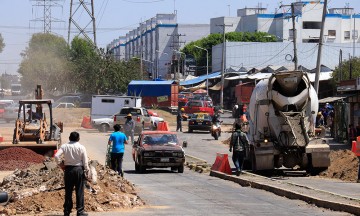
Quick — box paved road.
[70,128,351,216]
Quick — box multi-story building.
[108,13,209,79]
[211,2,359,44]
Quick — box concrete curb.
[210,170,360,215]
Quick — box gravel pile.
[0,147,45,170]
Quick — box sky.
[0,0,359,75]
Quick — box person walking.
[124,113,135,145]
[108,124,128,177]
[54,131,89,216]
[176,108,184,132]
[229,123,249,176]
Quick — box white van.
[90,95,142,120]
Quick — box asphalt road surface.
[70,128,351,216]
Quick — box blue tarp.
[128,80,176,97]
[180,72,221,86]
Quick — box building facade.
[210,2,359,44]
[108,13,209,79]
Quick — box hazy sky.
[0,0,359,74]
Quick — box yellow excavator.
[1,85,63,155]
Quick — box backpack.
[233,131,245,151]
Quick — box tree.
[0,33,4,53]
[18,33,71,94]
[69,37,141,94]
[181,32,276,74]
[331,57,360,83]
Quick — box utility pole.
[291,3,298,70]
[314,0,327,93]
[168,33,186,80]
[339,49,343,81]
[280,3,301,70]
[68,0,97,46]
[217,23,233,108]
[30,0,63,34]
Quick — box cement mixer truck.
[247,71,330,173]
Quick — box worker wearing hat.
[176,108,184,132]
[124,113,136,145]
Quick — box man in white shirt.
[55,131,89,216]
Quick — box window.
[303,21,322,29]
[102,99,115,103]
[344,31,350,40]
[328,30,336,38]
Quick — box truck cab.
[114,107,152,134]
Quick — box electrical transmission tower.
[68,0,97,46]
[30,0,64,33]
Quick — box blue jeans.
[111,152,124,175]
[232,150,245,171]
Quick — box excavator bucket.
[0,141,59,157]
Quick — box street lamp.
[194,45,209,95]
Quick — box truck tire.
[178,164,184,173]
[139,165,146,173]
[99,124,109,133]
[135,163,140,172]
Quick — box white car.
[147,110,164,129]
[91,115,115,132]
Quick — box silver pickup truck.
[113,107,152,134]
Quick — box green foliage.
[18,33,71,94]
[332,57,360,83]
[69,37,141,94]
[0,33,4,53]
[181,32,276,73]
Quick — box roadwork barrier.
[157,121,169,131]
[81,116,92,129]
[211,153,232,175]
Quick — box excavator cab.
[0,85,63,156]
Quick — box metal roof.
[129,80,177,85]
[318,96,349,103]
[180,72,221,86]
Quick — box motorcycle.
[211,121,222,140]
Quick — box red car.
[182,100,214,116]
[132,131,186,173]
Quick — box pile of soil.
[0,147,45,171]
[53,108,90,127]
[320,149,359,182]
[0,161,144,215]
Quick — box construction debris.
[0,147,144,215]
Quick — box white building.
[108,13,209,79]
[210,2,359,44]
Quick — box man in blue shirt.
[108,124,128,177]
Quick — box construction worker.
[54,131,89,216]
[176,108,184,132]
[124,113,135,145]
[229,123,249,176]
[108,124,128,177]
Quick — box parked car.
[188,112,212,133]
[0,100,15,120]
[92,115,115,132]
[3,103,19,122]
[148,110,164,129]
[132,131,186,173]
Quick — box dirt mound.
[0,161,144,215]
[320,149,358,182]
[0,147,45,171]
[53,108,90,127]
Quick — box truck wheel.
[99,124,109,133]
[171,167,177,172]
[188,128,193,133]
[178,165,184,173]
[139,165,146,173]
[135,163,140,172]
